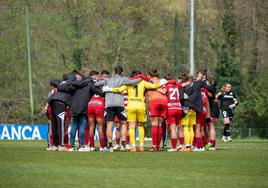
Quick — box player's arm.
[144,79,167,90]
[181,81,191,87]
[41,103,49,114]
[57,81,76,93]
[144,81,161,90]
[121,77,141,85]
[230,93,239,109]
[70,77,92,88]
[94,80,107,87]
[111,85,127,93]
[214,91,222,102]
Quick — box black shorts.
[104,107,127,122]
[221,109,234,120]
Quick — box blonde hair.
[81,68,90,77]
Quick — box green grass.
[0,140,268,188]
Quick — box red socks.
[202,136,209,146]
[210,139,216,147]
[192,137,197,147]
[116,138,120,145]
[171,139,177,149]
[89,136,94,148]
[151,126,162,150]
[126,135,130,145]
[100,137,105,148]
[196,137,203,148]
[179,137,184,145]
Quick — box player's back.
[165,81,182,110]
[126,80,147,109]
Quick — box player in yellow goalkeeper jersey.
[103,70,167,152]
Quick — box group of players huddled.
[42,65,238,152]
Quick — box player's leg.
[178,125,184,150]
[127,109,137,152]
[225,110,233,142]
[162,118,168,149]
[113,121,121,150]
[168,123,177,152]
[167,110,177,152]
[194,112,204,151]
[78,115,88,151]
[88,117,96,150]
[69,116,79,151]
[116,107,128,151]
[149,103,159,151]
[181,110,195,152]
[50,102,59,150]
[54,102,66,151]
[64,106,71,149]
[137,109,147,152]
[150,116,159,151]
[221,110,229,142]
[104,107,116,152]
[129,121,136,152]
[120,121,127,150]
[137,122,145,152]
[180,113,191,152]
[96,118,105,151]
[157,104,167,150]
[208,118,217,150]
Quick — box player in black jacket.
[69,75,104,152]
[47,73,77,151]
[215,83,239,142]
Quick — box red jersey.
[164,80,182,110]
[88,94,105,109]
[200,88,209,112]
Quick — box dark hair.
[101,70,110,75]
[148,69,159,78]
[72,69,83,77]
[114,66,123,75]
[198,69,207,77]
[164,73,173,80]
[89,70,99,76]
[63,73,76,81]
[178,74,187,80]
[130,70,141,77]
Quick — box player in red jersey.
[147,69,168,151]
[87,70,107,151]
[163,74,190,151]
[193,85,210,152]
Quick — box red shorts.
[166,109,182,125]
[149,103,167,118]
[114,116,120,124]
[87,106,104,119]
[196,111,206,126]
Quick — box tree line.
[0,0,267,137]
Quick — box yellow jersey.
[112,80,160,110]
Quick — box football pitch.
[0,140,268,188]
